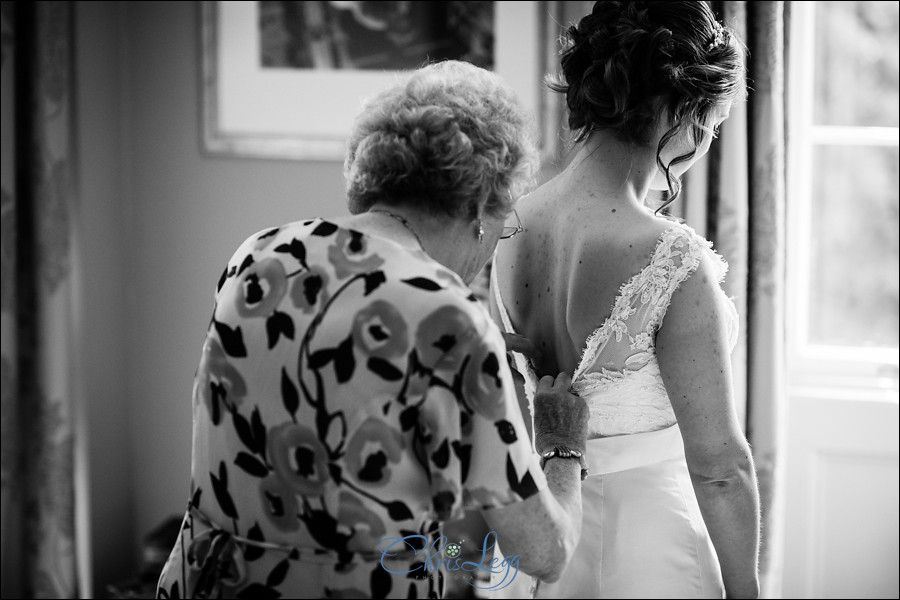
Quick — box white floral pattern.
[568,223,738,437]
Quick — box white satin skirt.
[492,424,724,599]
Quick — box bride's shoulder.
[601,217,729,285]
[588,214,680,258]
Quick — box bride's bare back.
[492,174,675,378]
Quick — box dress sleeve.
[414,301,547,523]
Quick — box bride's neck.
[564,130,658,210]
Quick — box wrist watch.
[540,445,589,481]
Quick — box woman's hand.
[482,370,589,583]
[533,373,589,456]
[501,332,537,390]
[501,332,541,361]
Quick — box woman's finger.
[554,371,572,390]
[502,332,542,361]
[537,374,555,392]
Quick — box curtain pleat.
[0,1,78,597]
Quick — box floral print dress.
[156,218,546,599]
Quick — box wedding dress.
[491,223,738,598]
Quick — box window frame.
[786,0,900,392]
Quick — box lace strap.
[643,224,717,333]
[574,224,722,380]
[490,255,517,335]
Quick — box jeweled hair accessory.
[707,23,726,51]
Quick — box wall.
[75,2,132,594]
[75,1,346,594]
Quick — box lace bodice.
[493,223,739,439]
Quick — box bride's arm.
[656,254,761,600]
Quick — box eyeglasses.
[500,209,525,240]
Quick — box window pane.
[814,0,900,127]
[808,145,899,348]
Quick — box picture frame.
[201,1,562,162]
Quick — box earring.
[477,219,485,243]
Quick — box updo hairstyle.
[549,1,746,207]
[344,60,538,220]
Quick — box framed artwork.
[201,1,562,161]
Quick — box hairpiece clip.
[707,24,726,51]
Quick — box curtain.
[0,1,78,598]
[685,2,789,597]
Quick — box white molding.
[786,0,817,374]
[811,126,900,146]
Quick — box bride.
[491,2,761,598]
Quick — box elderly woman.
[156,60,588,599]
